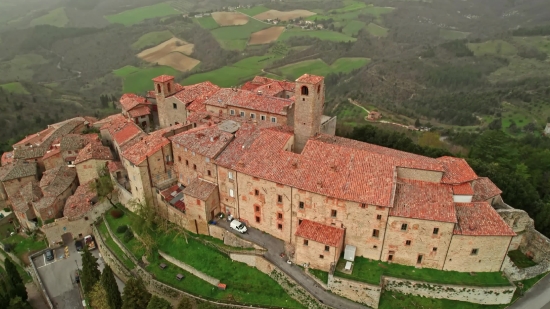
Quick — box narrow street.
[215,220,370,309]
[508,274,550,309]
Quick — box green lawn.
[366,23,388,37]
[103,212,146,259]
[334,257,511,287]
[333,1,367,13]
[237,6,271,16]
[279,29,356,42]
[440,29,470,40]
[113,65,179,93]
[467,40,518,57]
[105,2,180,26]
[342,20,366,36]
[489,58,550,83]
[210,18,270,50]
[0,82,29,94]
[309,268,328,284]
[508,250,537,268]
[378,290,508,309]
[196,16,220,30]
[363,5,395,17]
[3,234,47,263]
[97,221,136,270]
[277,57,370,79]
[30,7,69,27]
[132,30,173,50]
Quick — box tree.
[89,283,110,309]
[147,296,172,309]
[89,167,116,207]
[101,265,122,309]
[7,296,31,309]
[176,298,192,309]
[122,277,151,309]
[414,118,421,128]
[4,258,27,302]
[81,247,101,294]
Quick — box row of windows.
[229,110,277,123]
[400,224,440,236]
[178,159,212,177]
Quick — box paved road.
[509,274,550,309]
[216,219,369,309]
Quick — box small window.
[433,228,439,235]
[277,224,282,230]
[372,229,379,238]
[278,213,283,219]
[331,210,337,218]
[471,248,479,255]
[256,216,260,223]
[229,189,234,197]
[196,199,201,205]
[250,113,255,119]
[433,247,438,252]
[228,172,234,180]
[361,203,366,209]
[157,84,161,93]
[319,255,324,259]
[299,201,304,209]
[388,254,393,261]
[254,189,259,196]
[260,115,266,121]
[317,85,321,93]
[178,156,181,162]
[301,86,309,96]
[271,117,277,123]
[167,83,171,93]
[240,111,245,117]
[255,206,260,212]
[405,240,411,246]
[298,219,303,225]
[324,246,330,252]
[401,223,408,231]
[303,239,308,246]
[230,109,235,115]
[173,103,177,109]
[277,195,283,203]
[373,245,378,249]
[207,170,211,176]
[376,214,382,220]
[185,160,189,167]
[193,164,197,170]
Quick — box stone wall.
[28,250,54,309]
[209,224,225,240]
[102,216,140,265]
[382,276,515,305]
[327,274,381,309]
[158,251,220,286]
[501,255,550,281]
[93,224,134,281]
[520,228,550,264]
[223,230,264,249]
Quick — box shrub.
[123,228,134,243]
[3,207,11,212]
[3,243,13,252]
[117,225,128,233]
[110,209,124,219]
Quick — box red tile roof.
[128,105,151,118]
[254,82,284,97]
[183,178,217,200]
[75,141,113,164]
[437,156,478,184]
[391,179,457,223]
[97,114,126,130]
[170,125,233,159]
[295,219,344,247]
[170,81,220,105]
[107,161,124,173]
[152,75,174,82]
[160,184,185,211]
[454,202,515,236]
[296,74,324,84]
[203,88,293,115]
[13,127,55,147]
[471,177,502,202]
[241,81,259,91]
[64,182,98,219]
[119,93,149,112]
[452,182,474,195]
[1,151,14,165]
[113,122,144,146]
[187,97,208,112]
[122,124,185,165]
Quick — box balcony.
[152,167,177,190]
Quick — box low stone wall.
[93,224,133,282]
[158,251,220,286]
[102,215,140,265]
[501,255,550,281]
[115,183,133,206]
[209,224,225,240]
[224,231,263,249]
[520,228,550,264]
[382,276,515,305]
[327,274,381,309]
[28,250,54,309]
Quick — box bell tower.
[153,75,176,101]
[293,74,325,154]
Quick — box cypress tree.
[81,247,101,294]
[100,265,122,309]
[146,295,172,309]
[4,258,27,301]
[122,277,151,309]
[176,298,191,309]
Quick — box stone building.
[119,93,155,131]
[11,181,42,230]
[0,161,38,201]
[295,220,345,270]
[182,178,219,235]
[33,166,78,222]
[75,141,114,184]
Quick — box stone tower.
[153,75,176,128]
[293,74,325,154]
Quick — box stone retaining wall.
[501,255,550,281]
[327,274,381,309]
[158,250,220,286]
[28,249,56,309]
[382,276,515,305]
[93,224,133,282]
[102,215,140,265]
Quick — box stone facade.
[173,144,218,186]
[43,151,64,170]
[327,274,382,309]
[443,235,511,272]
[217,167,239,217]
[295,236,342,270]
[76,159,110,184]
[293,77,324,153]
[183,185,219,235]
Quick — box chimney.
[257,90,263,95]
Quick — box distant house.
[367,111,382,121]
[544,123,550,135]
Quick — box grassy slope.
[343,20,366,36]
[467,40,518,57]
[237,6,271,16]
[30,7,69,27]
[279,29,356,42]
[113,65,179,93]
[366,23,388,37]
[210,18,270,51]
[196,16,220,30]
[0,82,30,94]
[132,30,173,50]
[105,2,180,26]
[97,221,136,270]
[278,58,370,79]
[440,29,470,40]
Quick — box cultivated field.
[105,2,180,26]
[196,16,219,29]
[30,7,68,27]
[279,29,356,42]
[275,58,370,79]
[467,40,518,57]
[237,6,270,16]
[211,12,248,26]
[137,38,198,72]
[342,20,366,36]
[254,9,316,21]
[249,27,285,45]
[211,18,271,50]
[366,23,388,37]
[114,65,180,93]
[0,82,29,94]
[132,30,173,50]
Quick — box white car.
[230,220,248,234]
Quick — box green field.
[514,36,550,55]
[196,16,219,30]
[105,2,180,26]
[342,20,366,36]
[489,58,550,83]
[363,5,395,17]
[0,82,29,94]
[132,30,173,50]
[366,23,388,37]
[467,40,518,57]
[30,7,69,27]
[0,53,49,81]
[279,29,356,42]
[276,57,370,79]
[237,5,271,16]
[333,1,367,13]
[211,18,270,50]
[440,29,470,40]
[114,65,179,93]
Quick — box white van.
[230,220,248,234]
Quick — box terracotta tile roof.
[295,219,344,247]
[452,182,474,195]
[13,127,55,147]
[160,184,185,211]
[170,125,233,159]
[128,105,151,118]
[96,114,126,130]
[296,74,324,84]
[64,182,97,219]
[11,181,42,213]
[75,141,113,165]
[246,76,295,92]
[454,202,516,236]
[122,124,185,165]
[254,82,284,97]
[170,81,220,105]
[146,91,156,98]
[39,166,76,197]
[60,134,91,152]
[0,161,37,182]
[391,179,456,223]
[241,81,259,91]
[1,151,14,165]
[472,177,502,202]
[107,161,124,173]
[182,178,217,200]
[42,147,61,161]
[187,98,208,112]
[119,93,149,112]
[152,75,174,82]
[437,156,478,184]
[113,122,144,147]
[32,196,57,210]
[203,88,293,115]
[251,76,277,84]
[215,123,263,168]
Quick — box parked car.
[75,240,83,251]
[45,249,54,261]
[230,220,247,234]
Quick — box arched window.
[156,84,161,94]
[301,86,309,96]
[317,85,321,93]
[167,82,171,93]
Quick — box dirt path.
[348,98,370,114]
